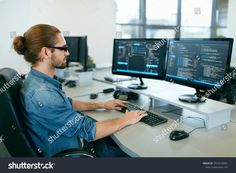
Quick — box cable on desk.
[182,116,206,134]
[188,126,206,134]
[71,93,91,98]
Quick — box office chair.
[0,68,95,157]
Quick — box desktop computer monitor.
[112,38,167,89]
[64,36,88,71]
[165,38,234,103]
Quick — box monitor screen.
[112,39,167,80]
[165,38,233,103]
[64,36,88,71]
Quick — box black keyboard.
[125,103,168,127]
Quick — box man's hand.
[102,99,128,110]
[122,110,147,125]
[94,108,147,141]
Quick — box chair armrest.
[53,148,96,158]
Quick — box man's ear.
[39,47,50,61]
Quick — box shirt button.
[38,102,43,107]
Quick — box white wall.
[0,0,30,72]
[0,0,116,72]
[227,0,236,66]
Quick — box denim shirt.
[20,69,96,157]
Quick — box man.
[13,24,146,157]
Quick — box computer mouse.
[120,106,128,113]
[65,80,75,85]
[67,82,76,88]
[114,105,128,113]
[90,93,98,99]
[169,130,189,141]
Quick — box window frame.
[115,0,227,38]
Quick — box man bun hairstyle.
[13,24,61,65]
[13,36,26,55]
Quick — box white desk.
[65,79,236,157]
[113,79,235,129]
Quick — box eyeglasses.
[48,45,69,52]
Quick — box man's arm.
[72,99,127,111]
[94,110,146,140]
[72,99,147,140]
[72,100,104,111]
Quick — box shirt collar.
[30,68,62,89]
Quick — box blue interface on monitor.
[112,39,167,79]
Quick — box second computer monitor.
[112,38,167,89]
[165,38,233,103]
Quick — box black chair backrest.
[0,68,40,157]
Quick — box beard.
[51,55,67,69]
[55,63,67,69]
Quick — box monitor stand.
[179,89,206,103]
[128,77,148,90]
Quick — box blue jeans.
[84,137,130,157]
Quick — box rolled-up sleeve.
[29,89,96,142]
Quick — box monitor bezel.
[165,38,234,90]
[112,38,168,80]
[64,36,88,71]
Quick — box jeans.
[83,137,130,157]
